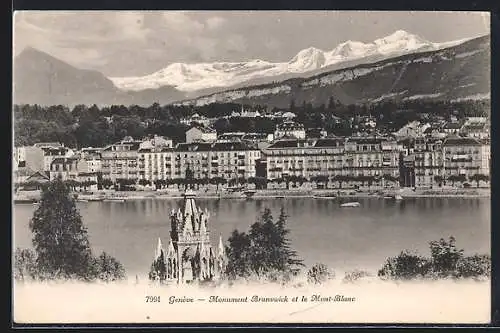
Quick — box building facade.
[274,120,306,140]
[101,137,141,181]
[186,126,217,144]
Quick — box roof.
[175,142,212,152]
[33,142,62,148]
[276,121,305,131]
[26,171,50,181]
[443,122,463,130]
[443,136,483,146]
[267,139,314,149]
[346,137,392,145]
[314,138,344,148]
[188,126,216,134]
[211,141,255,151]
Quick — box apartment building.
[413,137,445,188]
[443,136,490,179]
[101,137,141,181]
[137,141,261,182]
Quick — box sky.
[13,11,490,77]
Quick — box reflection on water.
[14,197,490,276]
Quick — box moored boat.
[340,202,360,208]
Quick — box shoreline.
[14,188,490,204]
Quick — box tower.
[153,190,226,284]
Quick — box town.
[13,102,491,201]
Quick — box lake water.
[13,197,490,277]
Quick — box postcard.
[12,10,491,325]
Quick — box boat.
[243,190,256,199]
[340,202,360,208]
[313,193,337,199]
[276,195,285,199]
[103,198,126,203]
[77,199,89,203]
[383,193,404,201]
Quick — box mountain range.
[109,30,469,93]
[179,34,490,108]
[13,30,489,108]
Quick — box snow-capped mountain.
[109,30,471,93]
[178,34,490,108]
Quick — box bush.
[455,254,490,280]
[378,250,431,280]
[307,263,334,285]
[378,236,490,281]
[343,269,372,283]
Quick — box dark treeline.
[14,98,489,149]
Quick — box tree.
[26,177,126,282]
[91,251,126,282]
[434,175,445,187]
[470,174,489,188]
[225,230,252,280]
[429,236,464,278]
[29,177,95,280]
[307,263,334,284]
[13,247,38,282]
[225,208,304,282]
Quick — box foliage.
[307,263,334,285]
[378,250,431,280]
[15,177,126,282]
[429,236,464,278]
[90,251,127,282]
[342,269,372,283]
[29,177,95,280]
[14,98,489,148]
[13,247,38,282]
[225,207,304,283]
[378,236,490,281]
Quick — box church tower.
[152,190,226,284]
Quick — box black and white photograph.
[12,10,491,324]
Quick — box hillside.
[13,48,186,107]
[178,35,490,108]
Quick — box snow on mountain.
[109,30,472,93]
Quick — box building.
[217,132,246,142]
[41,146,75,171]
[139,135,174,151]
[14,146,45,172]
[442,121,463,135]
[343,136,400,179]
[262,136,400,187]
[443,136,490,180]
[151,191,226,284]
[274,120,306,140]
[101,137,141,181]
[49,156,80,181]
[460,122,490,139]
[138,141,261,183]
[186,126,217,144]
[412,137,445,188]
[138,146,176,182]
[180,113,213,127]
[209,141,261,180]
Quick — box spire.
[155,237,164,259]
[166,238,175,257]
[217,234,225,258]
